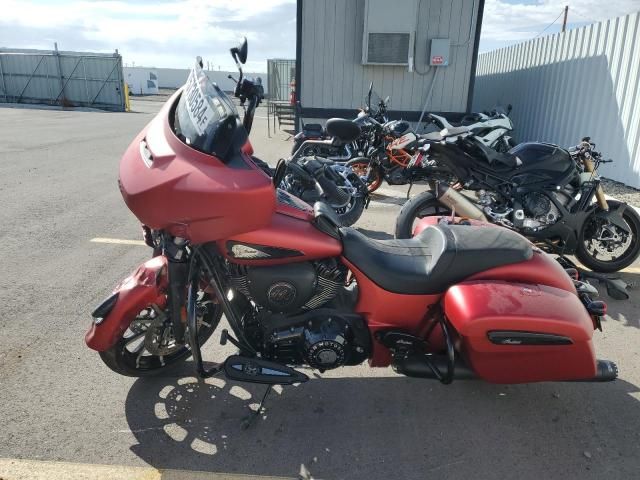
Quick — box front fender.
[594,200,630,233]
[85,256,168,352]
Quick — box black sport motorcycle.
[395,135,640,273]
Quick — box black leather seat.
[325,118,361,144]
[469,137,521,169]
[340,224,533,294]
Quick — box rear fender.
[85,256,168,352]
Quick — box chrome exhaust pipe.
[434,183,488,221]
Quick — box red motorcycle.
[86,40,617,399]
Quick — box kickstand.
[241,385,273,430]
[407,181,413,199]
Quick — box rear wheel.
[99,291,222,377]
[347,158,383,193]
[575,200,640,273]
[395,192,452,239]
[334,195,366,227]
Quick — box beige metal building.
[296,0,485,126]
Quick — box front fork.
[583,158,608,211]
[164,237,190,344]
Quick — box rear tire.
[395,192,451,239]
[335,196,366,227]
[575,200,640,273]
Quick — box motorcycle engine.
[228,260,371,371]
[520,192,562,230]
[386,165,409,185]
[261,310,370,370]
[229,260,345,314]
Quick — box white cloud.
[481,0,640,45]
[0,0,296,70]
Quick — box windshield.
[174,61,241,159]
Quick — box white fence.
[129,67,268,93]
[0,47,125,111]
[473,11,640,188]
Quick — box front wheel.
[346,158,383,193]
[395,191,452,239]
[575,200,640,273]
[99,291,222,377]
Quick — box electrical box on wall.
[430,38,450,66]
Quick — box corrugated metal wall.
[300,0,480,113]
[0,48,125,111]
[473,11,640,188]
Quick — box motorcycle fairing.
[119,89,276,243]
[85,256,168,351]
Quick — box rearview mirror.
[231,37,248,64]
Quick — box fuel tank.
[508,142,575,187]
[118,90,276,243]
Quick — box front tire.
[99,293,222,377]
[395,191,452,238]
[575,200,640,273]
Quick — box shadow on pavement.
[602,271,640,329]
[126,365,640,479]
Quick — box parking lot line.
[91,237,146,246]
[0,458,296,480]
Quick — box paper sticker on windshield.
[183,68,216,136]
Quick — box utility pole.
[561,5,568,33]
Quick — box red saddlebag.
[444,280,597,384]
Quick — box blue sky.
[0,1,638,70]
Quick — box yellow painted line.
[91,237,146,246]
[0,458,297,480]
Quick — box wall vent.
[362,0,416,66]
[366,33,411,64]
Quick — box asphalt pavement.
[0,98,639,480]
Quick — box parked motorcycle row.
[87,39,635,414]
